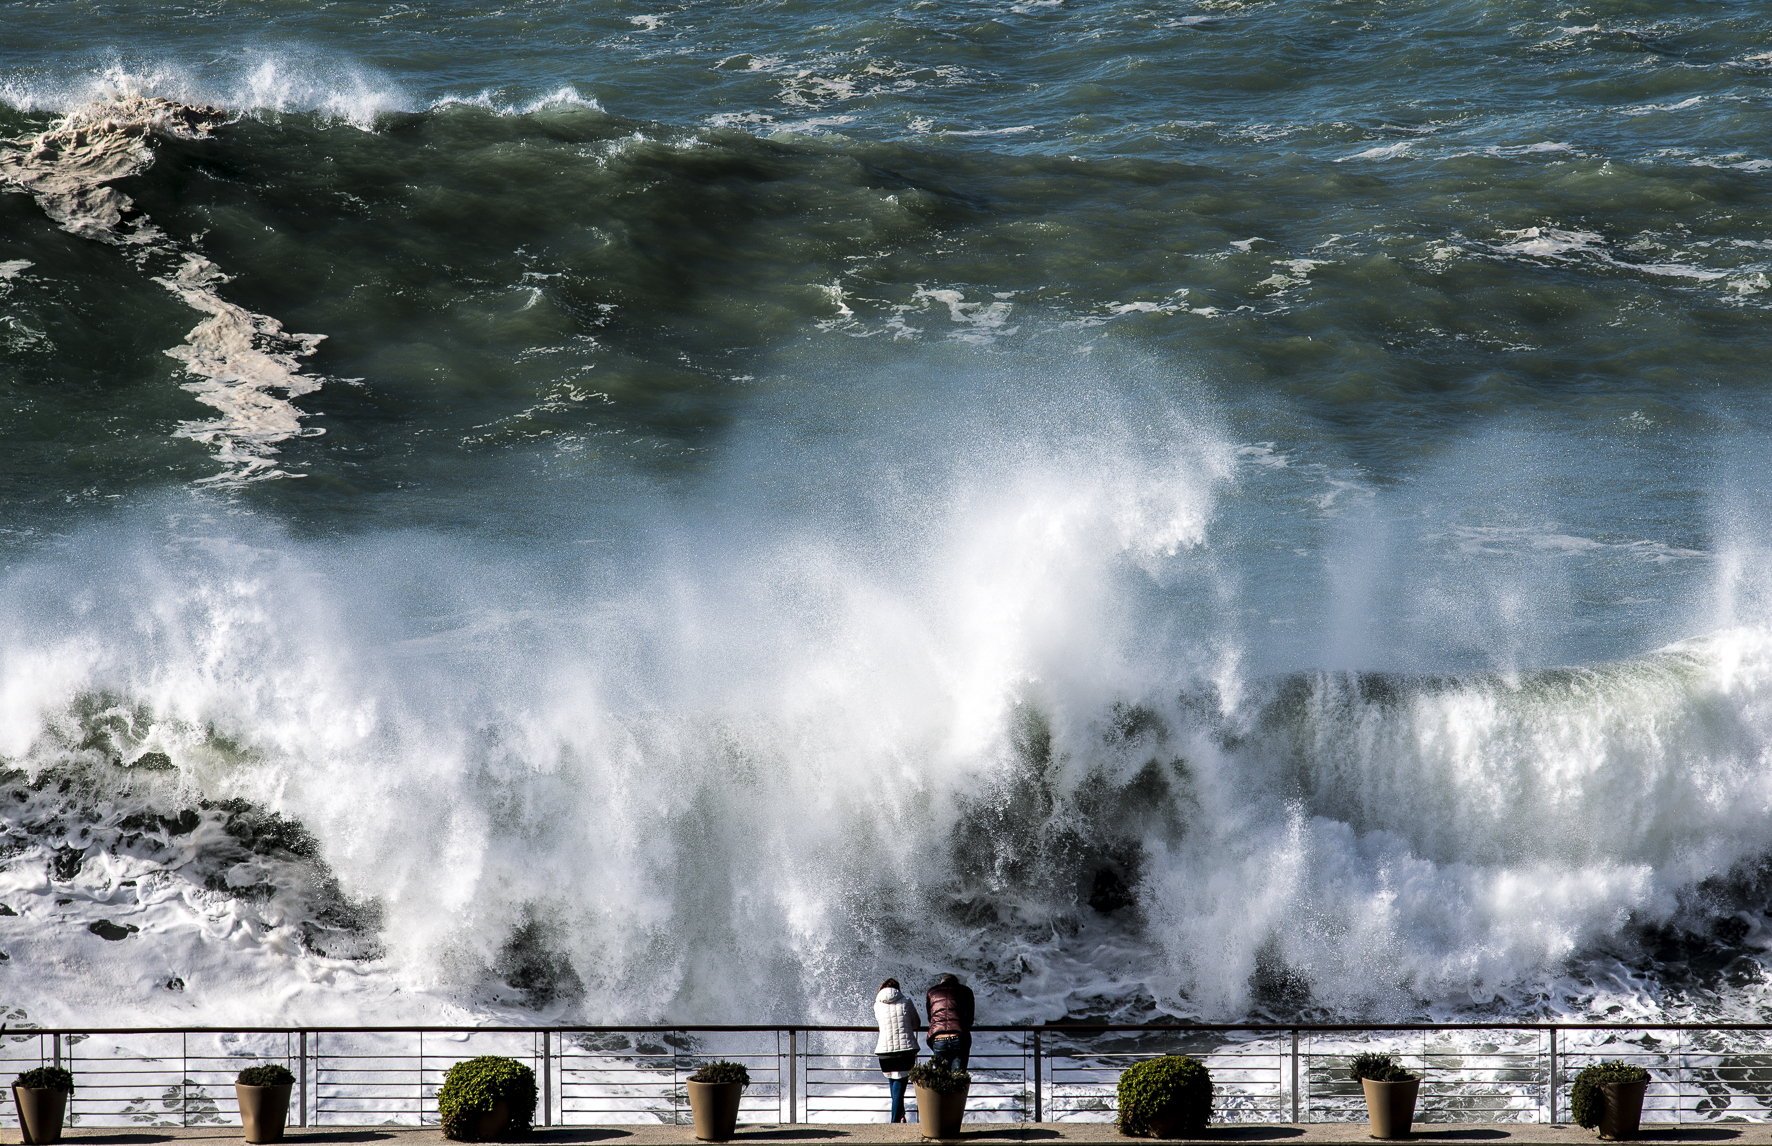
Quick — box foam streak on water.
[1,96,326,483]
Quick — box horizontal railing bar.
[31,1022,1772,1035]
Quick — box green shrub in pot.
[908,1059,969,1095]
[688,1061,751,1087]
[439,1056,536,1142]
[1572,1061,1651,1134]
[13,1067,73,1094]
[1349,1054,1417,1084]
[13,1065,76,1145]
[1116,1055,1212,1138]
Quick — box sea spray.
[2,395,1772,1026]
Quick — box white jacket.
[874,987,921,1055]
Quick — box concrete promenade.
[31,1125,1772,1146]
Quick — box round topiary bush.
[14,1066,74,1094]
[1117,1055,1212,1138]
[237,1064,296,1087]
[688,1061,751,1087]
[1570,1061,1650,1130]
[439,1056,536,1142]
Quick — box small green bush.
[1349,1053,1417,1084]
[1570,1061,1650,1130]
[688,1061,750,1088]
[439,1056,536,1142]
[1117,1055,1212,1138]
[15,1066,73,1094]
[237,1064,296,1087]
[908,1058,971,1095]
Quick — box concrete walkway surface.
[33,1124,1772,1146]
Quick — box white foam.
[433,85,604,118]
[1492,226,1740,284]
[1256,258,1330,292]
[913,287,1020,343]
[1621,95,1707,117]
[0,59,409,129]
[1337,141,1413,162]
[1495,226,1606,258]
[0,97,327,484]
[155,254,327,482]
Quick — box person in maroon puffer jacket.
[925,972,975,1072]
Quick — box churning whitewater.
[6,0,1772,1031]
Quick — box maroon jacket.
[925,982,975,1041]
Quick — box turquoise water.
[3,0,1772,1025]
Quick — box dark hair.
[880,978,900,990]
[936,973,960,986]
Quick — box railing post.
[52,1033,60,1069]
[299,1031,308,1127]
[542,1030,552,1127]
[787,1028,797,1125]
[1032,1029,1043,1124]
[1290,1030,1301,1124]
[1548,1027,1558,1124]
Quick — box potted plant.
[1116,1055,1213,1139]
[1350,1053,1419,1140]
[910,1059,971,1140]
[12,1066,74,1145]
[236,1063,296,1143]
[1571,1060,1651,1140]
[685,1060,750,1142]
[439,1056,537,1142]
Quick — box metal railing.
[6,1023,1772,1128]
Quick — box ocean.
[2,0,1772,1030]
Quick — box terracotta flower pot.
[1598,1080,1649,1141]
[913,1081,968,1140]
[686,1080,742,1142]
[236,1082,293,1144]
[1361,1077,1419,1140]
[13,1086,68,1146]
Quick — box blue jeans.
[889,1076,908,1122]
[928,1033,970,1073]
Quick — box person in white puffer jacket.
[874,978,921,1123]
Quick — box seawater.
[3,0,1772,1029]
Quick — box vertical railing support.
[182,1031,189,1129]
[542,1030,552,1127]
[1032,1029,1043,1124]
[299,1031,308,1127]
[1548,1027,1559,1124]
[787,1029,798,1125]
[1290,1030,1301,1124]
[51,1034,60,1070]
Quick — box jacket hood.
[877,987,906,1004]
